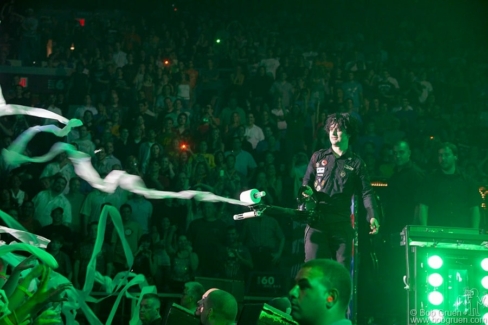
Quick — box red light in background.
[19,77,28,87]
[76,18,85,27]
[164,60,170,65]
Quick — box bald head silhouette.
[198,289,238,325]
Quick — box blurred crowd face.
[393,142,410,167]
[52,177,67,194]
[21,202,34,218]
[120,206,132,221]
[139,298,159,324]
[438,147,457,171]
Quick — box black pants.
[385,239,408,319]
[304,222,354,272]
[249,246,278,272]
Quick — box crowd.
[0,0,487,323]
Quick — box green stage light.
[428,310,444,323]
[482,313,488,325]
[428,273,443,287]
[482,294,488,308]
[482,258,488,271]
[428,256,443,269]
[428,291,444,305]
[482,276,488,289]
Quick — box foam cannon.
[233,189,267,220]
[233,188,318,223]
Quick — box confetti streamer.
[0,207,148,325]
[0,85,255,324]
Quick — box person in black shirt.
[419,142,480,228]
[39,207,73,252]
[385,141,426,233]
[46,234,72,280]
[383,141,425,319]
[301,113,380,271]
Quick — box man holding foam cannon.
[301,113,380,272]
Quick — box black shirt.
[39,224,72,244]
[418,169,480,228]
[384,161,426,233]
[302,148,377,224]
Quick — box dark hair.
[50,207,64,216]
[49,233,65,244]
[53,174,67,184]
[138,234,151,246]
[120,203,132,212]
[437,142,458,157]
[324,113,359,144]
[87,221,98,232]
[301,259,352,310]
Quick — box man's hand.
[271,252,281,264]
[14,255,37,274]
[301,185,313,198]
[369,218,380,235]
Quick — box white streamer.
[0,84,255,324]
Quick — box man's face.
[105,142,114,155]
[196,289,218,325]
[50,239,62,252]
[120,128,129,140]
[52,178,67,194]
[96,149,107,161]
[89,225,98,240]
[121,207,131,221]
[248,114,255,126]
[289,267,328,324]
[80,126,88,138]
[51,209,63,223]
[232,139,241,151]
[328,123,349,146]
[226,156,235,169]
[181,284,194,307]
[226,229,238,244]
[178,114,187,126]
[21,202,34,218]
[393,143,410,167]
[264,127,272,139]
[164,119,173,130]
[150,161,161,173]
[139,298,159,323]
[438,147,456,171]
[199,298,211,325]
